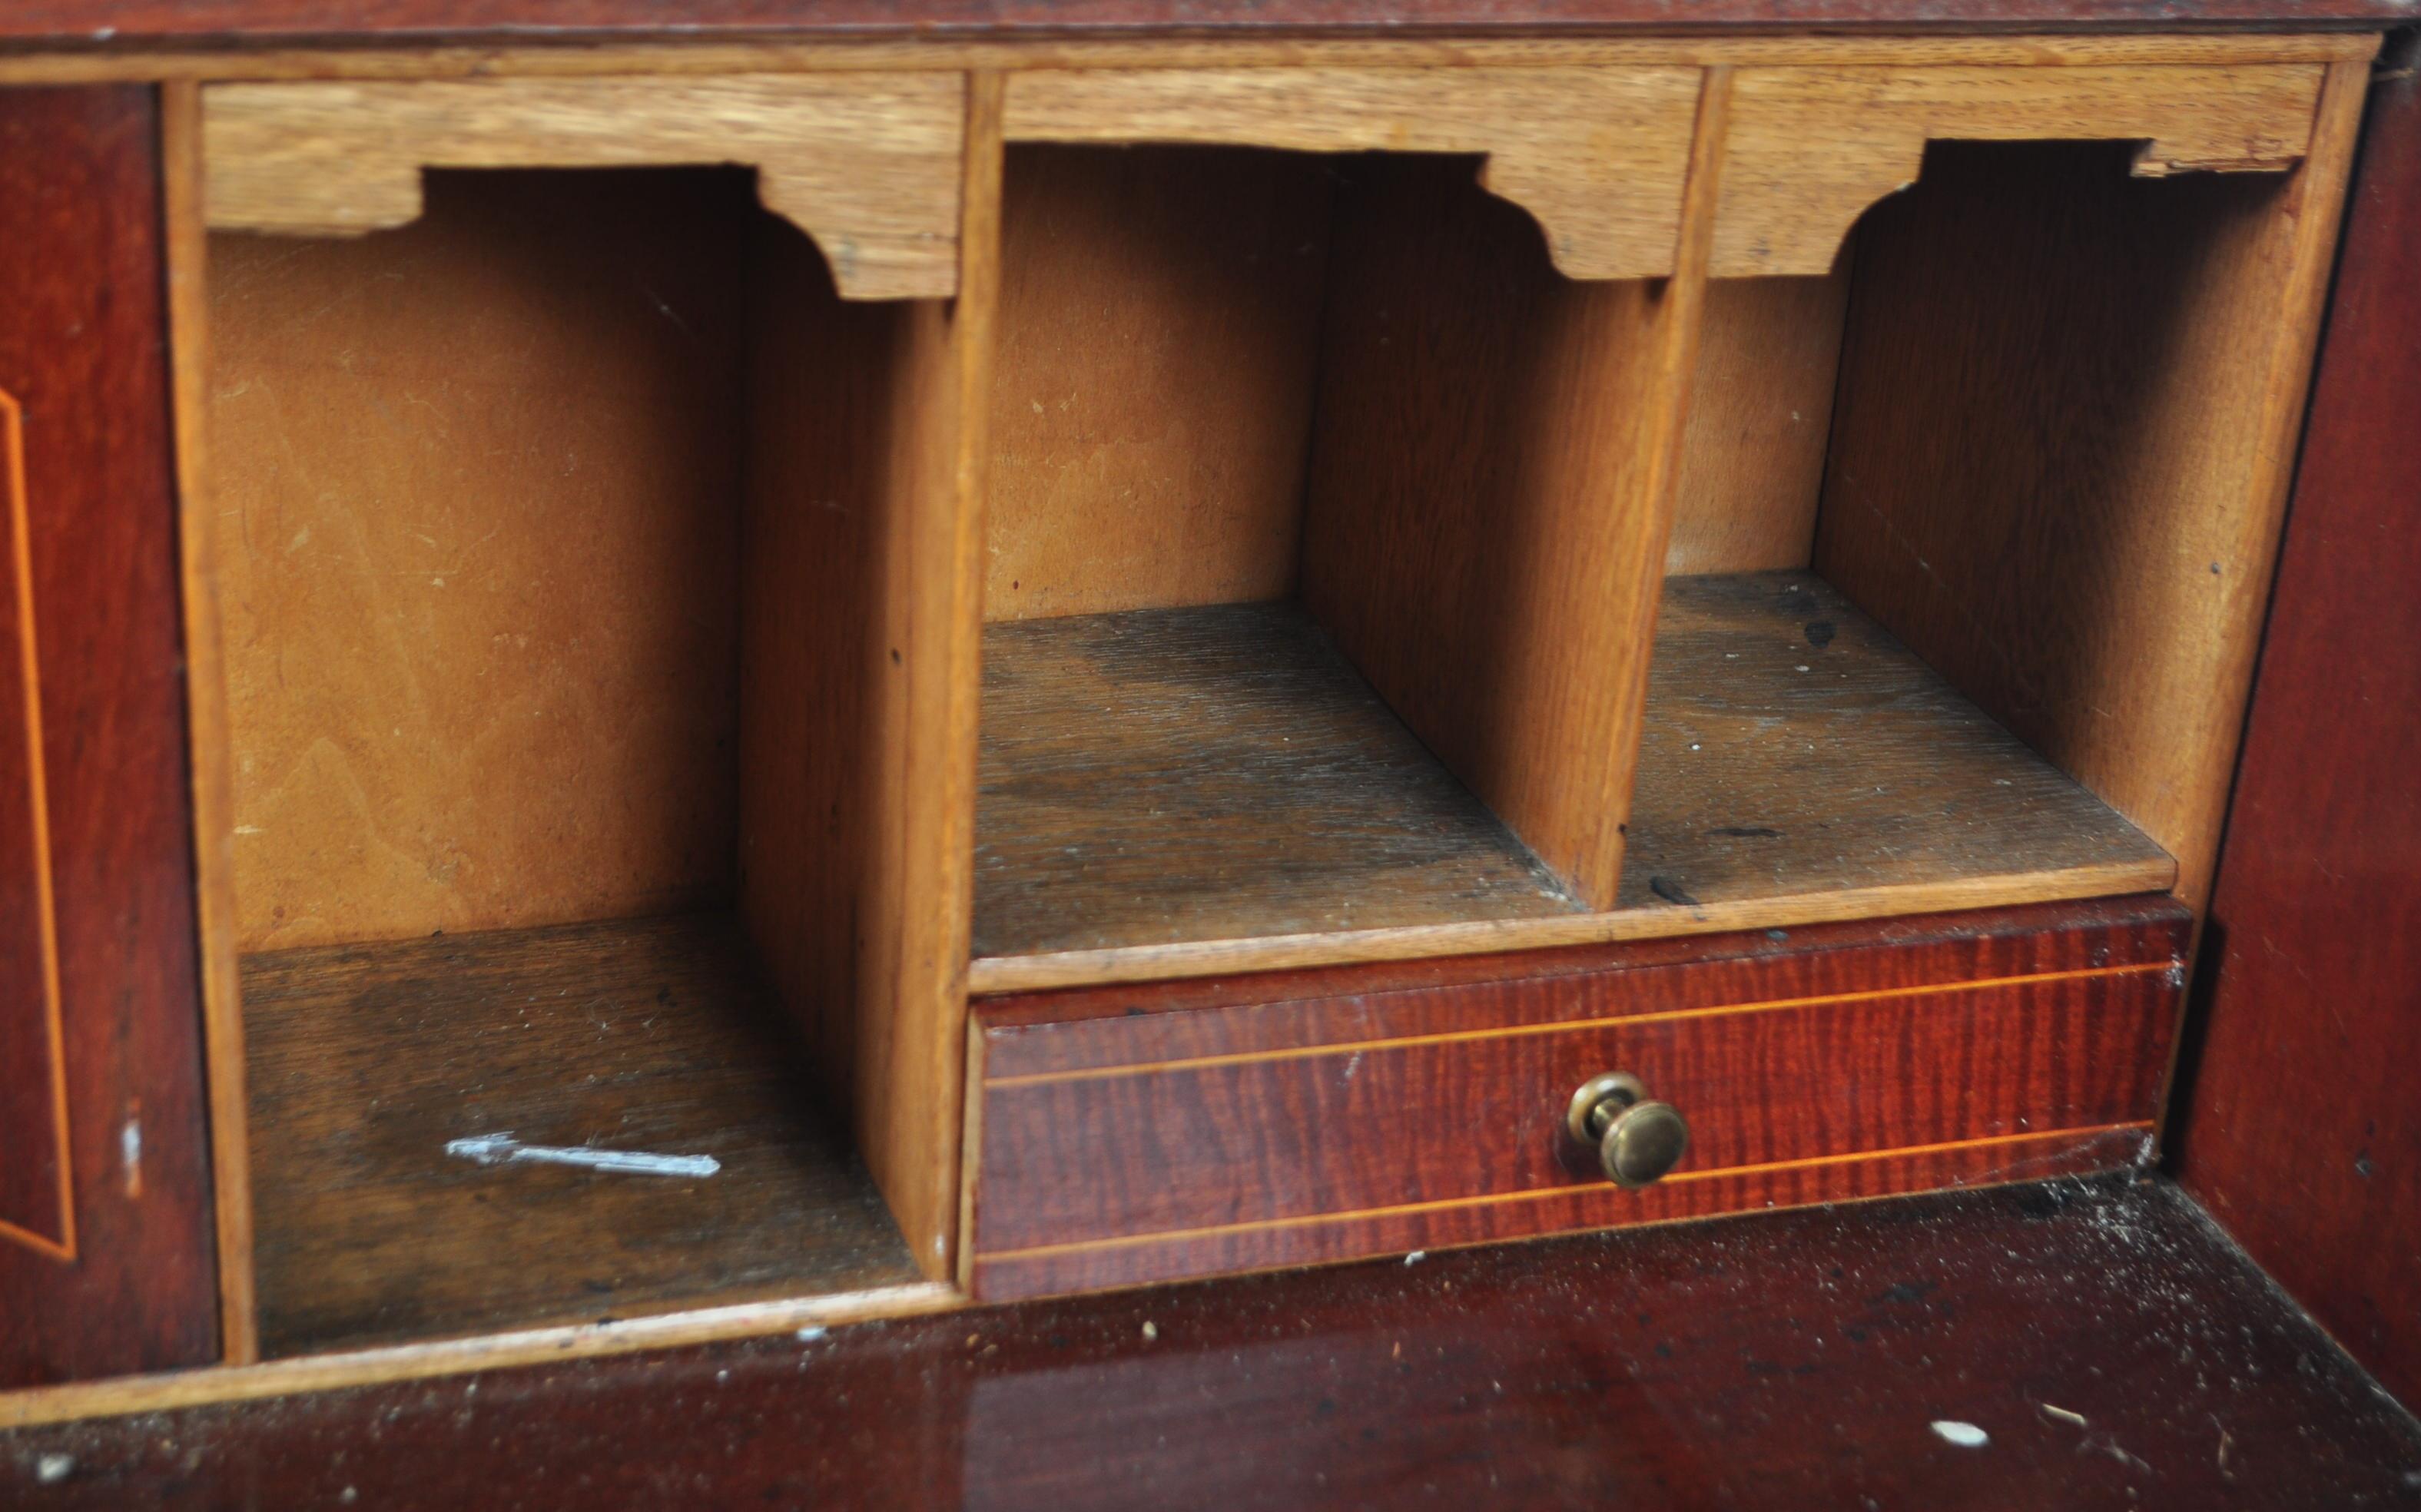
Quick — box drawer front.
[966,897,2188,1301]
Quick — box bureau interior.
[972,137,2312,980]
[203,167,934,1358]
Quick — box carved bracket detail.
[1004,67,1704,281]
[202,75,968,301]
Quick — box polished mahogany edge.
[5,1179,2420,1510]
[974,894,2190,1051]
[973,1129,2154,1301]
[0,85,221,1386]
[0,0,2409,48]
[969,899,2187,1301]
[2174,41,2421,1411]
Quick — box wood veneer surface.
[0,85,221,1388]
[2174,54,2421,1411]
[9,1179,2418,1509]
[210,169,751,953]
[241,915,920,1358]
[968,896,2187,1298]
[972,575,2174,971]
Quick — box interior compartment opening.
[970,136,2298,989]
[207,167,928,1357]
[973,144,1690,977]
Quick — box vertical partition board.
[0,84,219,1386]
[1813,64,2367,910]
[163,79,259,1365]
[983,145,1334,622]
[745,75,1000,1279]
[1300,72,1728,910]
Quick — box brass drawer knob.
[1567,1072,1690,1188]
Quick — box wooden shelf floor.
[12,1178,2416,1507]
[970,571,2177,990]
[240,915,919,1358]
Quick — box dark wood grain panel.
[241,915,920,1358]
[973,602,1580,960]
[1620,573,2176,914]
[968,897,2188,1299]
[0,84,221,1388]
[15,1179,2416,1510]
[0,0,2405,47]
[2173,52,2421,1412]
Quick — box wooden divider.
[1295,69,1734,909]
[740,72,1003,1280]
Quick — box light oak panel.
[851,73,1003,1278]
[1295,70,1730,909]
[1714,61,2332,276]
[984,146,1334,622]
[1813,65,2367,910]
[210,171,752,953]
[1004,65,1701,280]
[1666,271,1851,575]
[202,74,966,300]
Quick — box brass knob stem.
[1567,1072,1690,1188]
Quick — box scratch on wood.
[444,1132,721,1179]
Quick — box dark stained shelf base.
[971,574,2175,978]
[9,1178,2418,1508]
[240,915,919,1358]
[974,601,1582,960]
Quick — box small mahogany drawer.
[962,897,2190,1301]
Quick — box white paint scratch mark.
[1405,1250,1426,1266]
[1341,1051,1365,1083]
[444,1132,719,1179]
[2039,1403,2088,1428]
[1931,1421,1990,1449]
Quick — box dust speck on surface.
[1405,1251,1426,1266]
[35,1453,72,1484]
[1140,1320,1158,1341]
[796,1326,828,1342]
[1931,1421,1990,1448]
[2038,1402,2088,1428]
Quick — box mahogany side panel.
[2174,52,2421,1411]
[0,85,221,1386]
[967,897,2188,1301]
